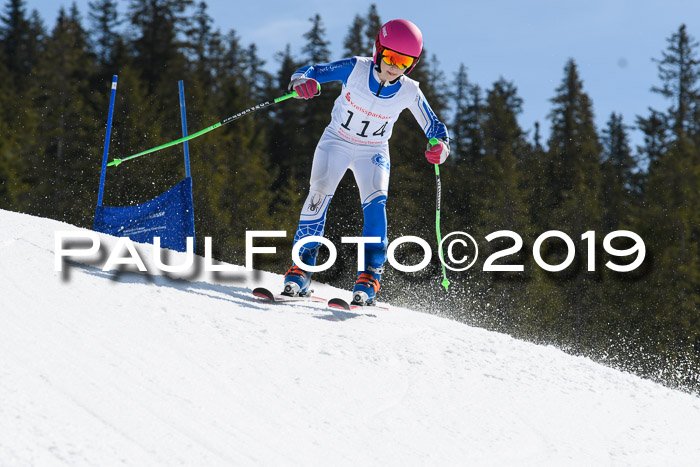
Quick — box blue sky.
[23,0,700,150]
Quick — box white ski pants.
[293,130,390,272]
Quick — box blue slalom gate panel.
[94,177,195,252]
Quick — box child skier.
[283,19,450,306]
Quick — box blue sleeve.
[291,58,357,86]
[409,89,449,141]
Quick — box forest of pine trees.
[0,1,698,392]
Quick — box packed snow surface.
[1,209,699,466]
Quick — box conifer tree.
[651,24,700,144]
[268,43,305,188]
[467,78,531,329]
[302,14,330,63]
[178,2,223,138]
[521,120,549,232]
[477,78,529,233]
[0,0,33,85]
[263,44,311,272]
[545,59,604,347]
[127,0,194,95]
[600,112,635,231]
[243,43,271,103]
[638,137,700,359]
[444,64,483,252]
[636,108,668,173]
[31,5,98,225]
[187,1,213,65]
[449,64,484,164]
[515,118,561,340]
[364,4,382,54]
[87,0,120,67]
[0,0,44,212]
[25,8,43,68]
[299,14,335,174]
[533,122,543,151]
[214,29,246,109]
[343,5,380,57]
[633,24,700,364]
[0,53,16,207]
[546,59,602,232]
[343,14,365,57]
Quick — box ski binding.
[252,287,326,304]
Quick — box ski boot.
[351,270,381,306]
[282,265,312,297]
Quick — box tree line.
[0,0,698,392]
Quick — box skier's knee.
[300,190,332,218]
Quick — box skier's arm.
[409,89,451,164]
[291,57,357,85]
[408,88,449,140]
[289,58,357,100]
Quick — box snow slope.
[1,208,699,467]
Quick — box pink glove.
[290,78,320,100]
[425,140,450,164]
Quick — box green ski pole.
[108,85,320,167]
[430,137,450,291]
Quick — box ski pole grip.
[285,82,322,100]
[429,137,440,147]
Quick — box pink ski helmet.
[373,19,423,74]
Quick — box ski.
[252,287,327,304]
[327,297,389,312]
[252,287,388,311]
[327,297,352,311]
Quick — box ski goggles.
[381,48,415,70]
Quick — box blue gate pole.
[97,75,118,207]
[178,80,195,252]
[178,80,191,178]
